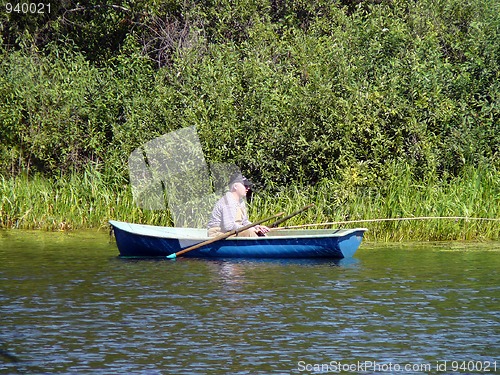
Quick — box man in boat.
[207,173,270,237]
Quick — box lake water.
[1,230,499,374]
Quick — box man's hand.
[254,225,270,236]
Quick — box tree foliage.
[0,0,498,191]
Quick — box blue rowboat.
[109,220,367,259]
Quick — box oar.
[269,203,314,228]
[166,212,284,259]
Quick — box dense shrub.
[0,0,498,192]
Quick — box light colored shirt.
[207,192,251,232]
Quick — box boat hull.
[109,221,367,259]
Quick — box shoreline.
[1,214,498,242]
[1,227,499,248]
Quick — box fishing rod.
[276,216,500,229]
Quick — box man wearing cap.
[207,173,270,237]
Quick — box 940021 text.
[5,2,51,14]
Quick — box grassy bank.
[1,165,498,241]
[250,165,499,241]
[0,168,171,231]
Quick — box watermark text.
[297,360,497,373]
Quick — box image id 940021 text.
[5,2,51,14]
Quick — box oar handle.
[269,204,314,228]
[167,212,284,259]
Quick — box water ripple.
[1,235,499,374]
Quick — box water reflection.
[0,348,19,363]
[118,256,358,267]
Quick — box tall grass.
[249,164,500,241]
[0,164,171,230]
[1,164,498,241]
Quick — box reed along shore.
[1,164,498,242]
